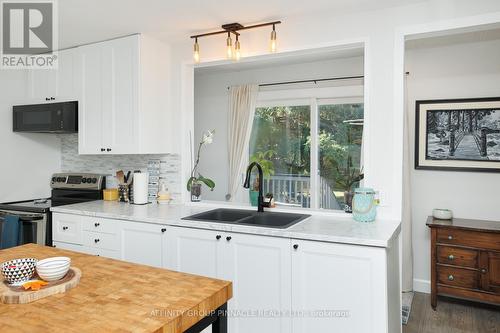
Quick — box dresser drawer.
[437,245,478,268]
[437,265,479,289]
[82,231,120,251]
[437,228,500,251]
[82,217,119,234]
[52,213,82,244]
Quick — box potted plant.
[248,150,275,206]
[187,130,216,201]
[338,166,364,213]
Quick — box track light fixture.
[193,38,200,63]
[234,35,241,61]
[270,24,277,53]
[190,20,281,63]
[226,32,233,59]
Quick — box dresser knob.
[447,235,453,240]
[448,275,454,281]
[481,268,487,274]
[448,254,454,261]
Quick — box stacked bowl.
[1,258,38,285]
[36,257,71,282]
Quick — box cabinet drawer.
[437,228,500,251]
[437,265,479,289]
[85,246,121,260]
[82,217,119,234]
[53,214,82,244]
[82,231,120,251]
[53,241,86,254]
[437,245,478,268]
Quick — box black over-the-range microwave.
[13,101,78,133]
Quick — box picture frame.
[415,97,500,172]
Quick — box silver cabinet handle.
[481,268,487,274]
[448,235,453,240]
[448,275,454,281]
[448,254,454,260]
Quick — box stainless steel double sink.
[182,208,311,229]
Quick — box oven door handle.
[0,211,45,221]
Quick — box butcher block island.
[0,244,232,333]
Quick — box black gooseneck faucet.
[243,162,265,212]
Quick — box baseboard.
[413,278,431,293]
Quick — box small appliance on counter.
[0,173,104,247]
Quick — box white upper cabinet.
[29,48,77,103]
[76,34,174,155]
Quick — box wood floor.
[404,292,500,333]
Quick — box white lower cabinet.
[52,213,398,333]
[164,226,220,278]
[165,226,291,333]
[222,232,291,333]
[120,221,166,268]
[290,239,394,333]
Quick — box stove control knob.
[52,177,56,182]
[56,177,62,182]
[91,178,97,184]
[86,178,92,183]
[82,178,87,183]
[61,177,67,183]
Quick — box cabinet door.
[291,240,387,333]
[77,43,104,154]
[480,251,500,293]
[29,68,56,102]
[120,221,165,268]
[164,226,221,279]
[101,35,139,154]
[222,233,291,333]
[56,48,77,100]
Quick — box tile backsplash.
[59,134,181,202]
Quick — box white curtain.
[227,84,259,201]
[402,73,414,292]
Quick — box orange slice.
[22,280,48,291]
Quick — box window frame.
[253,85,364,210]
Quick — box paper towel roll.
[132,172,149,204]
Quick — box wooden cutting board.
[0,267,81,304]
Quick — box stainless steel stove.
[0,173,105,247]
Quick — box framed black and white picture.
[415,97,500,172]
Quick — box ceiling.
[58,0,426,49]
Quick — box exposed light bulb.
[234,37,241,61]
[226,33,233,59]
[270,25,277,53]
[193,38,200,63]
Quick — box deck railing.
[262,174,341,210]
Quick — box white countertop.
[51,201,401,248]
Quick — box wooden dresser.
[427,216,500,309]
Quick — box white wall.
[0,71,61,202]
[172,0,500,220]
[194,56,364,201]
[406,37,500,292]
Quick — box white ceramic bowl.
[432,208,453,220]
[36,257,71,281]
